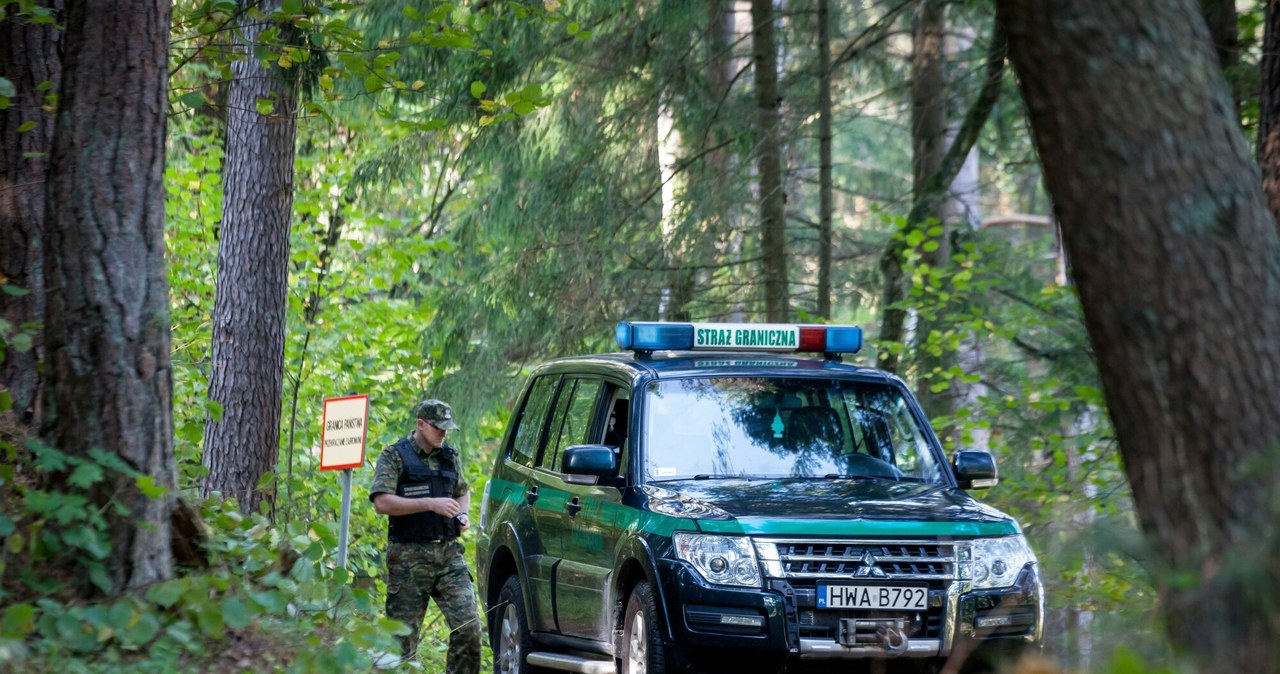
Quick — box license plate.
[817,584,927,610]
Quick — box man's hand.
[430,497,462,518]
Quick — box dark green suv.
[477,322,1042,674]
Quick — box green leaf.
[120,612,160,647]
[566,21,579,35]
[179,92,204,109]
[221,596,252,629]
[196,601,225,635]
[136,474,168,498]
[255,98,274,115]
[205,399,223,422]
[16,121,37,132]
[921,240,939,253]
[512,100,536,115]
[146,580,184,608]
[1,284,30,297]
[248,588,288,614]
[1,603,37,637]
[0,78,14,98]
[11,332,33,355]
[0,392,10,414]
[470,80,485,98]
[88,564,112,593]
[281,0,302,14]
[68,462,104,488]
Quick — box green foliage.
[0,492,407,673]
[0,441,143,598]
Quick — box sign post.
[320,394,369,569]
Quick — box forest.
[3,0,1280,672]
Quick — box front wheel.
[492,576,538,674]
[620,581,667,674]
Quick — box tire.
[620,581,667,674]
[492,575,537,674]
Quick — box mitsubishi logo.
[854,549,887,578]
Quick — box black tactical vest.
[387,437,462,544]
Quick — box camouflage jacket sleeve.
[447,446,470,499]
[369,444,403,501]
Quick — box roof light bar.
[615,321,862,354]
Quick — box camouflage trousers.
[385,540,482,674]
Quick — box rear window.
[642,377,944,483]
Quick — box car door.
[501,374,562,633]
[553,381,629,641]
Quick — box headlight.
[672,532,761,587]
[961,535,1038,589]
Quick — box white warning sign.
[320,394,369,471]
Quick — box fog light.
[976,615,1014,628]
[720,615,764,627]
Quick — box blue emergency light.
[615,321,863,355]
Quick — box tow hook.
[878,623,909,656]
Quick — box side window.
[541,379,603,472]
[600,386,630,478]
[510,375,559,468]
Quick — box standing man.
[370,399,481,673]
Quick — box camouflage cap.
[414,399,459,430]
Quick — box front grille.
[759,539,957,581]
[757,538,958,643]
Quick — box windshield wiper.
[692,474,766,480]
[822,473,885,480]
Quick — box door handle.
[565,496,582,517]
[525,486,539,504]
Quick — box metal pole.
[338,468,353,569]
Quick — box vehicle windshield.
[643,377,946,484]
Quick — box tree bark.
[202,0,299,516]
[0,1,62,428]
[751,0,789,322]
[998,1,1280,670]
[816,0,833,320]
[1259,0,1280,229]
[42,0,175,593]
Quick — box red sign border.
[320,394,369,471]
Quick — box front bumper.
[654,559,1042,664]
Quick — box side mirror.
[562,444,618,485]
[953,449,998,489]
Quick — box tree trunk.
[0,0,62,428]
[1259,0,1280,229]
[816,0,833,320]
[998,1,1280,670]
[202,0,299,516]
[751,0,789,322]
[42,0,175,593]
[877,17,1006,374]
[909,0,955,424]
